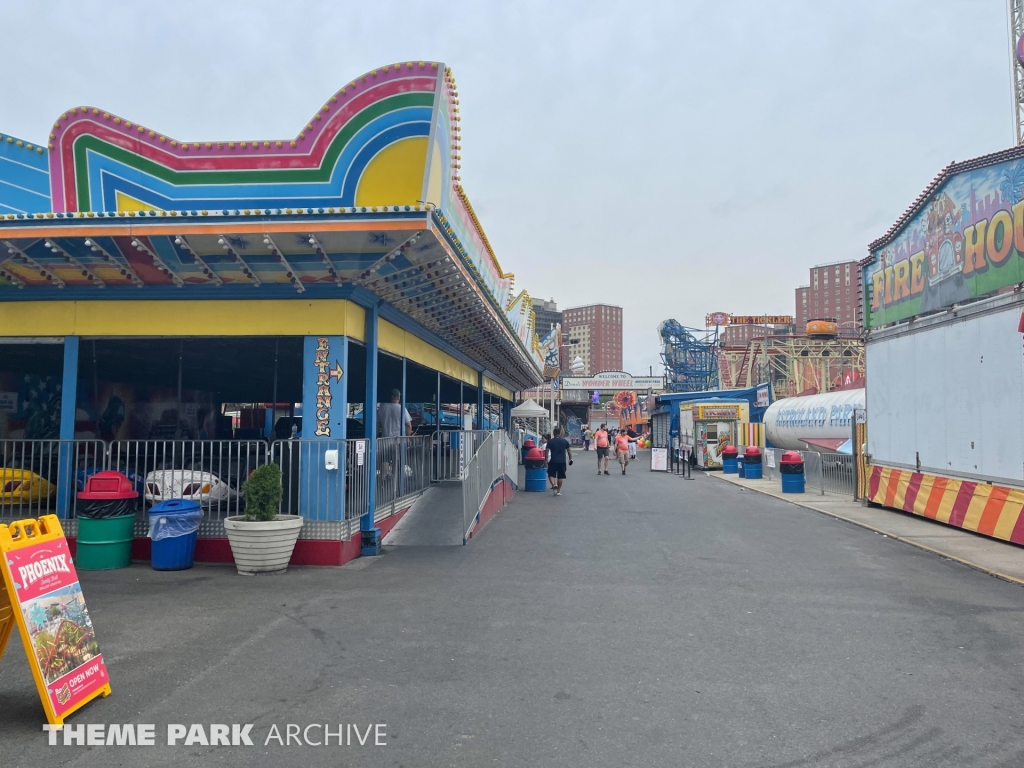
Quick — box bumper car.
[144,468,239,508]
[1,467,56,504]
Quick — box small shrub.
[242,464,283,522]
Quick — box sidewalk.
[713,473,1024,585]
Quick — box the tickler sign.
[0,515,111,724]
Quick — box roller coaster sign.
[0,515,111,725]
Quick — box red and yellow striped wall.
[739,423,764,448]
[868,465,1024,545]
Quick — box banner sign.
[560,372,665,391]
[650,447,668,471]
[727,315,793,326]
[694,404,743,421]
[705,314,793,326]
[866,155,1024,328]
[0,515,111,725]
[755,384,770,409]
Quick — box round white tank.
[764,388,865,451]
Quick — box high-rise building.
[795,260,863,335]
[531,297,562,337]
[561,303,623,375]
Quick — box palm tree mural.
[999,163,1024,205]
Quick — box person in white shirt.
[377,389,412,437]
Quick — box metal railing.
[375,435,431,520]
[819,452,857,496]
[462,432,500,542]
[1,433,485,530]
[109,440,270,523]
[270,439,349,521]
[501,431,519,487]
[762,448,856,498]
[433,429,491,482]
[0,439,105,521]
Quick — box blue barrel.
[148,499,203,570]
[781,473,804,493]
[721,445,738,474]
[779,451,804,493]
[525,467,548,492]
[737,456,746,478]
[745,462,762,480]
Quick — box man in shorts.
[545,427,573,496]
[627,426,639,460]
[615,428,634,474]
[594,423,611,475]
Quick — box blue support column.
[56,336,79,518]
[300,336,348,521]
[477,372,485,430]
[361,304,380,554]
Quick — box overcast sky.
[0,1,1013,375]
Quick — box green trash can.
[75,471,138,570]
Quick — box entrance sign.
[650,447,668,471]
[355,440,366,467]
[0,515,111,725]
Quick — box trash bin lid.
[721,445,738,457]
[148,498,203,514]
[77,471,138,500]
[780,450,804,464]
[744,446,762,457]
[526,447,546,460]
[523,439,536,448]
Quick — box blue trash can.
[779,451,804,493]
[525,467,548,492]
[721,445,738,474]
[744,447,763,480]
[148,499,203,570]
[737,456,746,478]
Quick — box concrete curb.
[710,473,1024,588]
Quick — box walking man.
[545,427,573,496]
[594,423,611,475]
[377,388,412,479]
[627,425,638,460]
[615,428,634,475]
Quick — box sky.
[0,0,1013,376]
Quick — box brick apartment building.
[795,260,863,334]
[562,303,623,375]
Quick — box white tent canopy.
[510,398,548,418]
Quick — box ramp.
[383,482,466,546]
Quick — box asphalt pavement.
[3,464,1024,767]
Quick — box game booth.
[0,61,544,566]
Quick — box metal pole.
[271,338,279,440]
[1009,0,1022,145]
[176,339,183,439]
[92,340,99,430]
[362,305,379,538]
[435,370,441,482]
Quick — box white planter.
[223,515,304,575]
